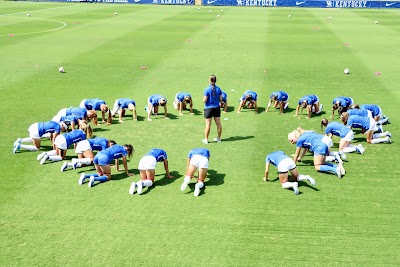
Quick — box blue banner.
[203,0,400,8]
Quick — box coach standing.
[202,75,223,144]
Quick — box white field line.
[0,16,67,36]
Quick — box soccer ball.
[209,10,212,13]
[27,13,30,17]
[375,21,378,24]
[344,68,350,74]
[114,12,118,15]
[221,10,224,12]
[59,67,65,73]
[288,14,291,18]
[217,14,220,18]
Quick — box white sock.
[48,155,62,161]
[196,181,204,189]
[316,104,323,114]
[371,136,389,144]
[373,132,388,138]
[343,145,357,153]
[21,137,32,143]
[75,163,82,168]
[378,117,389,124]
[20,144,39,151]
[284,102,289,110]
[143,180,153,187]
[47,150,58,156]
[297,174,307,181]
[281,182,296,189]
[325,156,336,162]
[184,175,191,184]
[74,158,92,165]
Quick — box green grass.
[1,2,400,266]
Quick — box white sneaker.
[180,181,189,191]
[386,132,392,138]
[335,155,343,165]
[339,152,347,161]
[136,182,143,195]
[306,175,316,186]
[13,142,21,154]
[202,139,208,144]
[128,182,136,195]
[293,182,299,195]
[339,163,346,175]
[335,167,342,179]
[88,176,95,188]
[357,144,365,155]
[14,138,22,147]
[37,152,46,161]
[194,183,201,197]
[60,162,68,172]
[78,173,86,185]
[40,154,49,165]
[213,137,221,143]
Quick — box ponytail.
[80,121,93,138]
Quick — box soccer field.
[1,2,399,266]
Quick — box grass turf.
[1,2,399,266]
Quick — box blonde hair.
[87,110,98,126]
[79,121,93,138]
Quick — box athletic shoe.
[13,138,22,147]
[180,180,189,191]
[37,152,46,161]
[78,173,86,185]
[213,137,221,143]
[88,176,95,188]
[72,161,78,170]
[60,162,68,172]
[335,155,343,165]
[339,162,346,175]
[339,151,347,161]
[40,154,49,165]
[13,142,21,154]
[136,182,143,195]
[357,144,365,155]
[386,132,392,138]
[306,175,316,186]
[293,182,299,195]
[377,125,383,133]
[194,183,201,197]
[335,167,342,179]
[128,182,136,195]
[202,139,208,144]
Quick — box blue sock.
[324,163,337,168]
[319,164,337,174]
[85,173,98,178]
[94,175,108,182]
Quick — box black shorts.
[204,107,221,119]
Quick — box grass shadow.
[221,135,255,142]
[139,171,181,195]
[184,169,225,196]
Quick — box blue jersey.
[298,95,318,105]
[241,90,257,101]
[95,144,127,164]
[66,107,87,118]
[296,131,323,151]
[148,94,167,106]
[84,99,106,110]
[325,122,351,138]
[360,104,380,117]
[64,130,86,147]
[332,96,353,107]
[270,91,288,102]
[88,137,109,151]
[265,150,288,167]
[204,84,222,109]
[347,108,369,117]
[146,148,168,162]
[59,115,79,126]
[117,98,135,109]
[347,115,370,130]
[221,91,227,103]
[176,92,191,102]
[188,148,210,159]
[38,121,61,137]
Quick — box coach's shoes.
[61,162,68,172]
[37,152,46,161]
[129,182,136,195]
[293,182,299,195]
[79,173,86,185]
[213,137,221,143]
[202,139,208,144]
[88,176,95,188]
[136,181,143,195]
[306,175,316,186]
[40,154,49,165]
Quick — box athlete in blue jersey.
[52,114,83,131]
[129,148,173,195]
[173,92,194,115]
[263,150,315,195]
[110,98,137,123]
[79,98,110,124]
[340,113,391,144]
[266,91,289,114]
[79,144,134,187]
[61,137,116,172]
[180,148,211,197]
[203,75,223,144]
[220,91,228,113]
[57,107,98,126]
[37,122,92,165]
[13,121,64,154]
[321,118,365,159]
[146,94,168,121]
[288,129,345,178]
[360,104,390,125]
[294,94,323,119]
[331,96,354,118]
[237,90,258,113]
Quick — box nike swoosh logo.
[207,0,217,4]
[134,0,141,2]
[296,1,305,5]
[385,2,396,6]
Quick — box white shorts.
[54,135,67,150]
[376,106,382,117]
[79,99,87,109]
[277,158,296,173]
[138,155,157,170]
[368,117,377,131]
[57,108,67,117]
[28,123,40,139]
[111,99,120,115]
[367,110,373,118]
[321,135,333,148]
[342,130,354,142]
[190,155,209,169]
[75,140,91,154]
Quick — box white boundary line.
[0,4,78,16]
[0,16,67,37]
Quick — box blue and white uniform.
[360,104,382,118]
[188,148,210,169]
[204,85,222,109]
[325,122,354,142]
[29,121,62,139]
[75,137,109,154]
[299,95,319,106]
[54,129,86,150]
[347,115,376,131]
[266,150,296,173]
[112,98,135,114]
[148,94,167,107]
[270,91,289,102]
[240,90,257,101]
[296,131,329,156]
[175,92,191,103]
[138,148,168,170]
[52,114,80,126]
[347,108,372,118]
[80,99,106,111]
[332,96,354,107]
[94,144,127,166]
